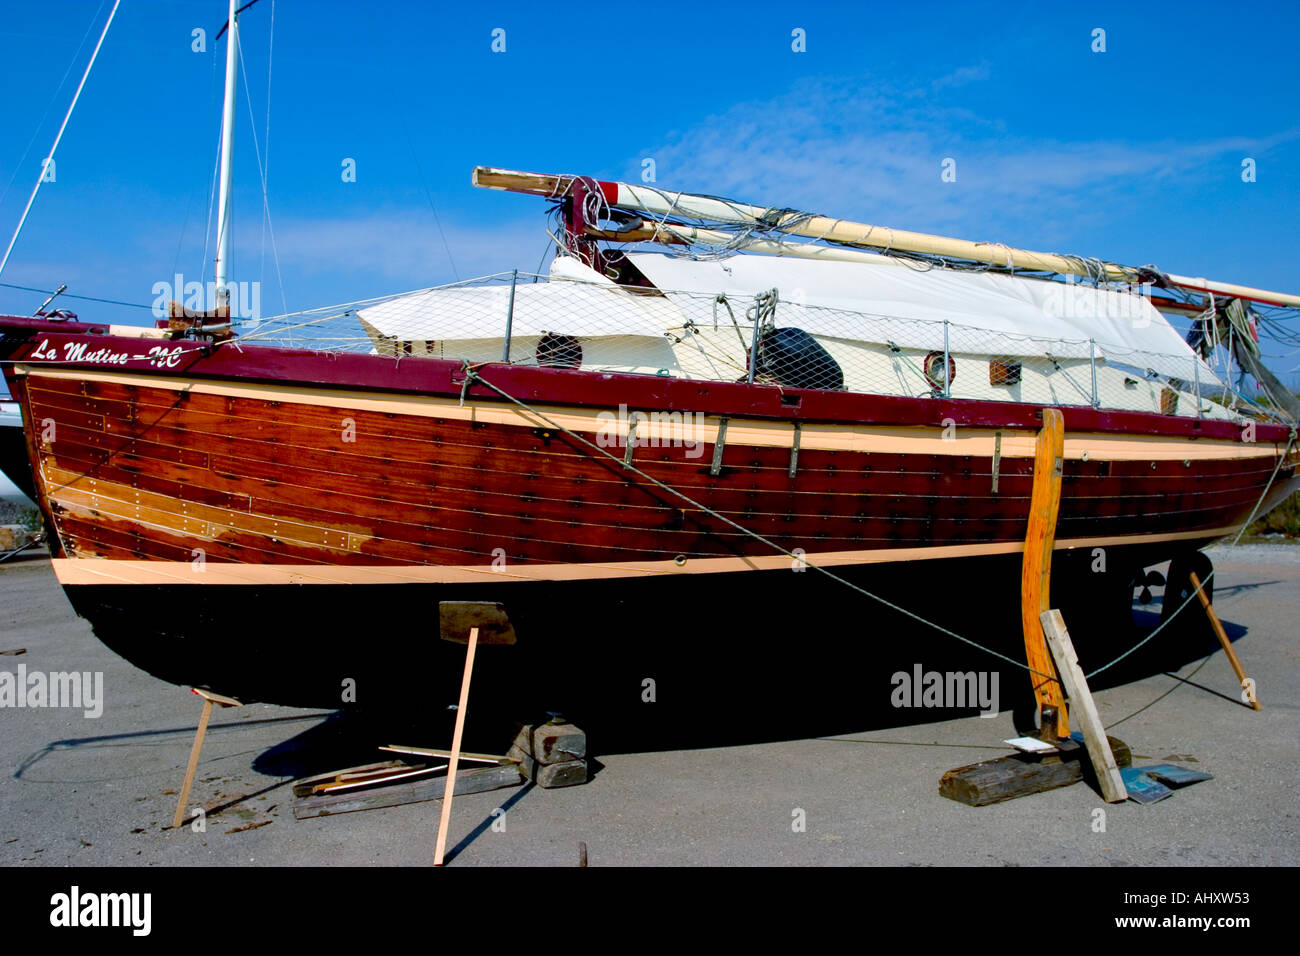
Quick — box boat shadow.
[245,582,1258,763]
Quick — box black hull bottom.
[59,542,1224,747]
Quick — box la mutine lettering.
[31,338,129,365]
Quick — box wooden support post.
[171,688,241,829]
[432,601,516,866]
[1022,408,1069,739]
[1189,571,1261,710]
[434,626,478,867]
[1040,610,1127,803]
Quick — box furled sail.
[625,252,1220,386]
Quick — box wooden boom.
[473,166,1300,309]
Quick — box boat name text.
[30,338,184,368]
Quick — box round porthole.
[923,350,956,392]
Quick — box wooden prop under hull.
[1021,409,1068,738]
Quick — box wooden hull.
[2,316,1296,708]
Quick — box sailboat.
[0,2,1296,709]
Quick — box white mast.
[214,0,240,308]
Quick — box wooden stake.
[172,698,212,829]
[434,626,479,866]
[170,688,241,829]
[1189,571,1261,710]
[1022,408,1069,739]
[1040,610,1127,803]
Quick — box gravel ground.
[1,548,1297,867]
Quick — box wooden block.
[532,723,586,763]
[292,761,522,818]
[940,737,1132,807]
[192,687,242,708]
[507,743,535,777]
[507,745,588,788]
[510,726,535,759]
[511,722,587,764]
[535,760,587,789]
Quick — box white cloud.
[633,76,1299,243]
[928,62,991,92]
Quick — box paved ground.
[1,545,1296,867]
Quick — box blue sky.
[1,0,1298,380]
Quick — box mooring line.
[464,365,1055,680]
[1084,429,1295,679]
[466,366,1296,688]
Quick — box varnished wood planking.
[38,434,1279,561]
[22,373,1291,568]
[27,375,1279,507]
[30,383,1272,516]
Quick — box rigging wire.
[462,363,1297,686]
[0,281,150,310]
[171,22,225,281]
[198,66,225,291]
[0,0,107,211]
[237,33,288,319]
[403,125,459,281]
[0,0,121,280]
[257,0,274,302]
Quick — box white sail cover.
[357,257,677,343]
[627,252,1217,383]
[357,250,1216,386]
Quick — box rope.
[0,536,43,564]
[1084,428,1297,679]
[463,366,1295,690]
[1044,352,1095,404]
[462,364,1058,681]
[885,340,932,390]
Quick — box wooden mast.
[473,166,1300,309]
